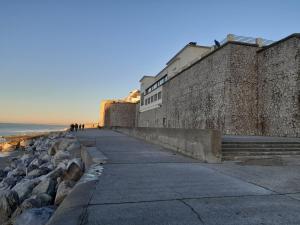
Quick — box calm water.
[0,123,67,139]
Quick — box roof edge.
[164,41,259,85]
[139,75,155,82]
[166,43,210,65]
[257,33,300,53]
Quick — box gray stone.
[27,164,39,173]
[0,177,18,191]
[44,167,64,180]
[63,158,84,182]
[27,168,50,179]
[39,153,51,162]
[0,169,6,179]
[52,150,70,166]
[12,178,40,202]
[35,193,53,206]
[19,154,35,166]
[0,190,19,224]
[49,138,75,156]
[54,180,75,205]
[14,207,54,225]
[39,162,55,171]
[28,158,44,168]
[58,138,76,151]
[48,143,57,156]
[7,167,26,178]
[32,178,56,197]
[4,166,11,173]
[20,197,41,210]
[9,158,22,169]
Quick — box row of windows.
[145,75,167,95]
[143,91,161,106]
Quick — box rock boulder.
[14,207,54,225]
[32,178,56,197]
[0,190,19,224]
[54,180,75,205]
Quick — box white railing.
[220,34,274,46]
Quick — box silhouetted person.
[214,39,221,48]
[75,123,78,132]
[82,124,85,130]
[79,124,82,130]
[70,124,75,132]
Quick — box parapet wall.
[114,127,222,163]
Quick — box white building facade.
[139,42,211,112]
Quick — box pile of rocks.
[0,132,84,225]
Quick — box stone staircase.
[222,141,300,161]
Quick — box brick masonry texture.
[138,35,300,137]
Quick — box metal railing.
[220,34,274,46]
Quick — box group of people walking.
[70,123,85,132]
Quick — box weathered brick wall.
[257,35,300,137]
[138,43,260,135]
[104,102,137,127]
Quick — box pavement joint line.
[79,181,99,225]
[50,191,300,211]
[104,161,203,165]
[86,192,296,207]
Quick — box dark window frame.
[145,75,167,96]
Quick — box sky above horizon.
[0,0,299,125]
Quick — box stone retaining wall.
[138,34,300,137]
[257,35,300,137]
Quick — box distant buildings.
[99,90,140,127]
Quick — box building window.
[145,75,168,95]
[158,91,161,100]
[154,94,157,101]
[141,92,144,106]
[163,117,166,127]
[151,96,154,102]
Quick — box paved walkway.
[75,129,300,225]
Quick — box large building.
[140,42,211,113]
[137,33,300,137]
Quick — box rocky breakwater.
[0,132,85,225]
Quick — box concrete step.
[221,140,300,161]
[222,155,300,161]
[222,147,300,152]
[222,143,300,148]
[222,151,300,156]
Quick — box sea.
[0,123,67,142]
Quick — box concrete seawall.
[113,127,222,163]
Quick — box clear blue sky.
[0,0,299,124]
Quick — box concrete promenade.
[74,129,300,225]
